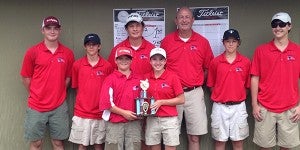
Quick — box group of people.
[20,6,300,150]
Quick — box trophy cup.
[135,79,156,116]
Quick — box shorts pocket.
[238,123,249,138]
[211,123,221,139]
[70,125,84,140]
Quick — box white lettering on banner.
[197,9,224,17]
[136,11,159,17]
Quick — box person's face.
[84,42,100,57]
[115,55,132,71]
[223,38,239,54]
[42,25,61,42]
[150,54,166,72]
[271,20,291,39]
[175,8,194,32]
[126,22,144,39]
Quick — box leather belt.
[220,101,243,105]
[183,86,200,92]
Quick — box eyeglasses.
[271,21,288,28]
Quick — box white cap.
[272,12,291,23]
[150,47,166,59]
[125,13,143,25]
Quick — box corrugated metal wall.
[0,0,299,149]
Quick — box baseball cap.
[84,33,101,45]
[42,16,61,28]
[271,12,291,23]
[223,29,240,41]
[150,47,167,59]
[125,13,143,26]
[115,47,133,59]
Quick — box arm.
[290,79,300,122]
[150,94,185,111]
[109,105,137,121]
[21,77,31,93]
[251,75,262,121]
[65,77,71,88]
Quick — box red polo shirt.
[207,52,251,103]
[145,69,183,117]
[161,30,214,87]
[20,41,75,112]
[251,40,300,113]
[99,70,142,123]
[108,37,155,75]
[72,56,113,119]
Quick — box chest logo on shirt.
[235,67,243,72]
[140,54,148,60]
[161,83,170,88]
[287,55,295,61]
[190,45,198,51]
[133,85,140,91]
[96,71,104,76]
[57,57,65,63]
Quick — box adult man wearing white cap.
[251,12,300,149]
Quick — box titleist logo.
[197,9,224,17]
[136,11,159,17]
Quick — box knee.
[188,135,199,143]
[30,140,43,148]
[51,139,64,148]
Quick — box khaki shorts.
[177,86,208,135]
[105,120,142,150]
[24,101,70,141]
[253,106,300,148]
[69,116,106,146]
[145,117,180,146]
[211,102,249,141]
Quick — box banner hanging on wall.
[190,6,229,56]
[113,8,165,47]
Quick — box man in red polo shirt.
[20,16,75,150]
[100,47,142,150]
[251,12,300,149]
[207,29,251,150]
[160,7,214,150]
[108,12,154,75]
[68,33,113,150]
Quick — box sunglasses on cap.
[271,21,289,28]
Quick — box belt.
[219,101,243,105]
[183,86,200,92]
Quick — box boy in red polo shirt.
[68,33,113,150]
[20,16,75,149]
[251,12,300,149]
[207,29,250,150]
[144,47,185,150]
[99,47,142,150]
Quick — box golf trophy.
[135,79,156,117]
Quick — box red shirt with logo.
[99,70,142,123]
[207,52,251,103]
[108,37,154,75]
[145,69,183,117]
[161,30,214,87]
[251,40,300,113]
[72,56,113,119]
[20,41,75,112]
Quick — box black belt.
[183,86,200,92]
[219,101,243,105]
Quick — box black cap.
[223,29,240,41]
[84,33,101,45]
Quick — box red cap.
[42,16,61,28]
[115,47,133,59]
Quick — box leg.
[231,140,243,150]
[51,139,64,150]
[187,134,200,150]
[259,148,272,150]
[29,140,43,150]
[78,144,87,150]
[165,145,176,150]
[214,141,226,150]
[279,147,289,150]
[150,144,161,150]
[94,144,104,150]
